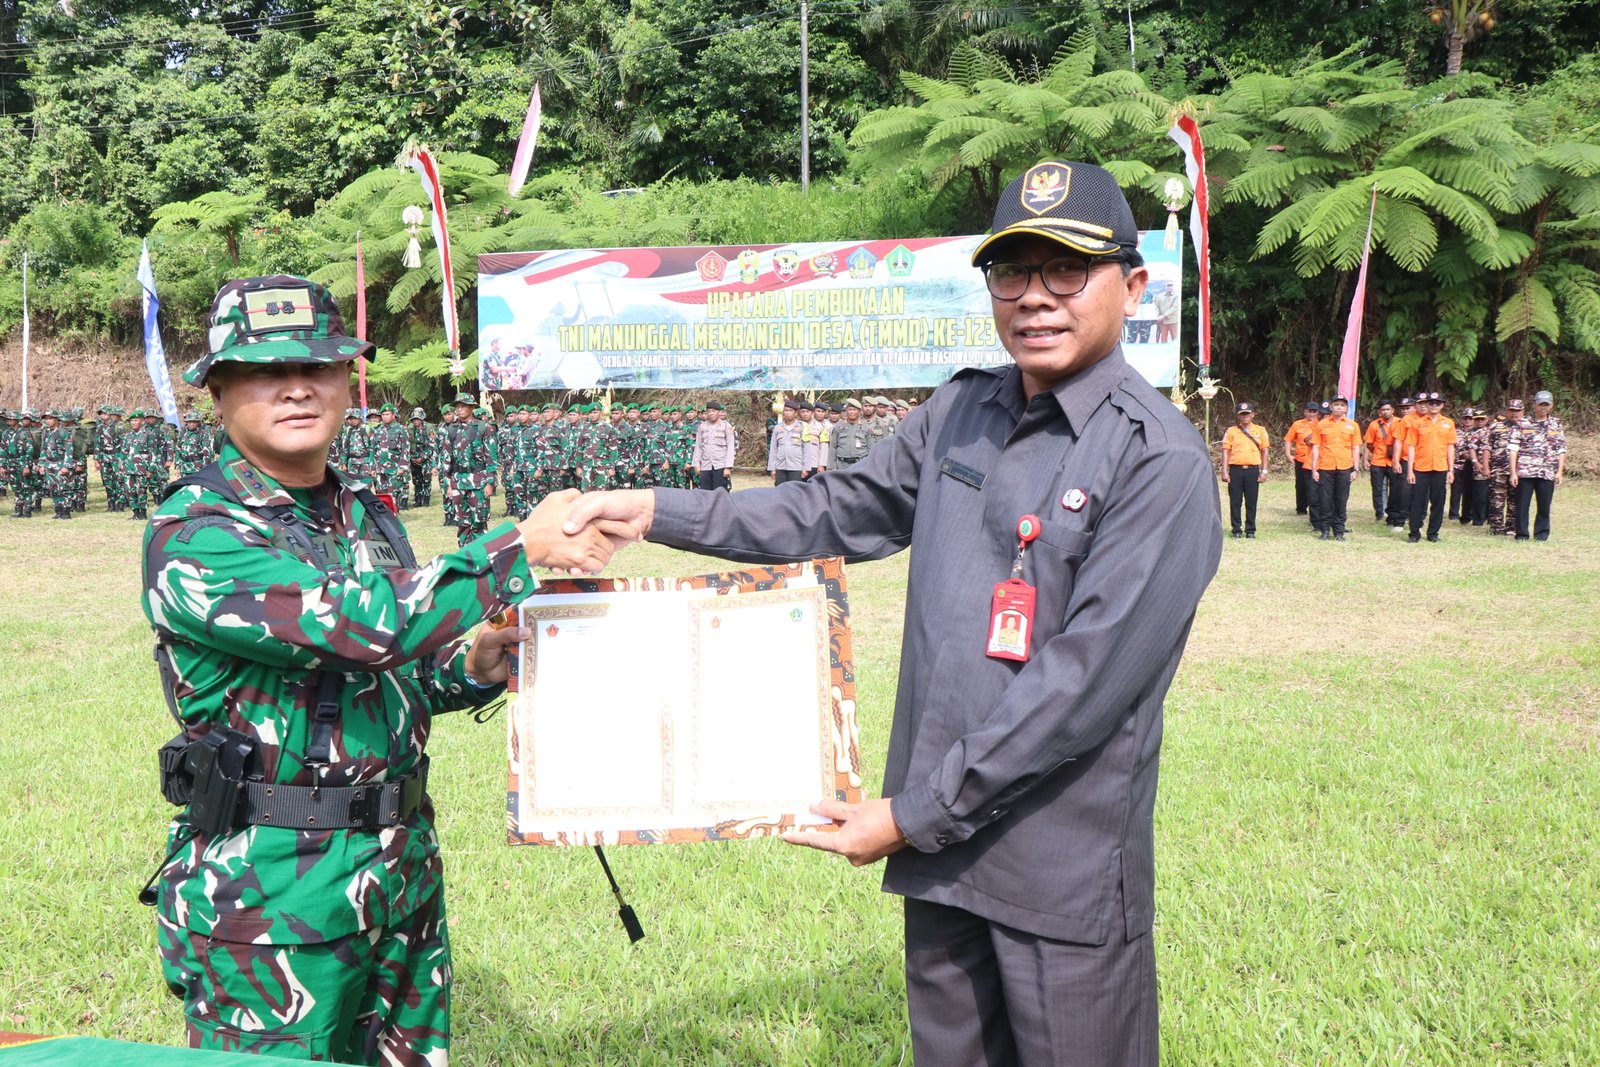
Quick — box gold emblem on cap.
[1021,162,1071,216]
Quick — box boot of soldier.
[10,500,20,518]
[131,506,147,520]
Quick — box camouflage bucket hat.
[185,275,374,387]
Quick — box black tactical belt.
[236,759,429,830]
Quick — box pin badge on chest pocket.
[1062,488,1087,512]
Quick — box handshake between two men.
[485,485,906,869]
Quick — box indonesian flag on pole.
[1337,185,1380,410]
[355,231,369,413]
[405,147,460,355]
[1167,114,1211,371]
[507,81,542,198]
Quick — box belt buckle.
[347,786,380,829]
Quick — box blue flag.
[137,239,181,426]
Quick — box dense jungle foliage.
[0,0,1596,410]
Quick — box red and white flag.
[404,147,460,355]
[507,82,542,198]
[1167,114,1211,371]
[355,231,369,413]
[1337,185,1380,410]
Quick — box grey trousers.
[904,898,1156,1067]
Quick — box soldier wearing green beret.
[141,274,615,1065]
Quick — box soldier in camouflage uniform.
[93,406,125,510]
[442,397,499,546]
[0,410,16,507]
[370,403,411,509]
[1507,390,1565,541]
[9,410,42,516]
[37,410,76,519]
[341,408,373,481]
[408,408,435,509]
[124,408,164,520]
[67,409,92,511]
[176,409,218,476]
[1485,398,1523,536]
[141,274,613,1065]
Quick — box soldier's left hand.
[465,623,529,686]
[780,797,907,867]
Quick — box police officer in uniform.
[768,398,805,484]
[140,274,614,1064]
[829,398,873,470]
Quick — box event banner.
[477,231,1181,392]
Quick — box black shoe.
[132,507,147,520]
[1334,533,1346,541]
[1515,535,1529,541]
[1534,535,1548,541]
[1231,530,1242,538]
[1408,534,1421,543]
[1319,530,1331,540]
[1245,531,1255,539]
[1427,534,1440,542]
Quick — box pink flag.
[404,147,460,355]
[507,82,542,198]
[1337,185,1380,408]
[355,232,369,413]
[1167,115,1211,371]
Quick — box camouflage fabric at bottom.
[158,885,450,1065]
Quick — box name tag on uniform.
[362,538,404,569]
[939,457,986,490]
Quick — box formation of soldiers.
[1225,389,1568,542]
[323,395,711,545]
[2,405,221,520]
[766,395,914,480]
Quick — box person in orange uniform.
[1386,396,1418,530]
[1405,391,1456,542]
[1363,399,1400,526]
[1310,396,1362,540]
[1283,401,1319,524]
[1221,401,1270,538]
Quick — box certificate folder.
[507,558,864,846]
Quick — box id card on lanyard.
[987,515,1041,663]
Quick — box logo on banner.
[773,250,800,280]
[809,251,838,278]
[847,247,878,280]
[736,249,760,284]
[1021,163,1070,215]
[696,251,728,282]
[886,245,915,277]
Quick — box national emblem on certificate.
[507,558,864,845]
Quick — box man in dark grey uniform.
[567,161,1221,1066]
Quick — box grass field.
[1,473,1597,1065]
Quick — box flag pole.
[19,252,28,411]
[355,230,369,414]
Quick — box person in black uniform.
[565,160,1222,1067]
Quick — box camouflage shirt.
[142,442,538,945]
[1509,415,1565,480]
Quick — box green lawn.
[1,474,1596,1065]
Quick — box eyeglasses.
[983,257,1118,300]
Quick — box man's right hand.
[516,489,616,575]
[563,489,655,550]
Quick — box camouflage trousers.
[410,464,432,508]
[1487,470,1516,534]
[452,486,490,546]
[157,890,450,1065]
